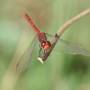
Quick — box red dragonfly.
[16,12,90,72]
[24,13,52,63]
[24,13,90,63]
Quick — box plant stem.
[56,9,90,37]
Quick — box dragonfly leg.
[55,33,59,38]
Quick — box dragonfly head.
[41,41,51,50]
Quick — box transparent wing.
[16,35,39,73]
[58,39,90,57]
[45,33,90,57]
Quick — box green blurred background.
[0,0,90,90]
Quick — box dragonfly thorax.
[37,32,47,42]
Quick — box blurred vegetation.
[0,0,90,90]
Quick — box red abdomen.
[24,13,40,34]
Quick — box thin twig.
[57,9,90,37]
[41,8,90,61]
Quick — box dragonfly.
[24,13,90,60]
[16,12,90,72]
[23,13,90,63]
[24,13,53,63]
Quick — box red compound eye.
[43,41,51,49]
[41,41,51,49]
